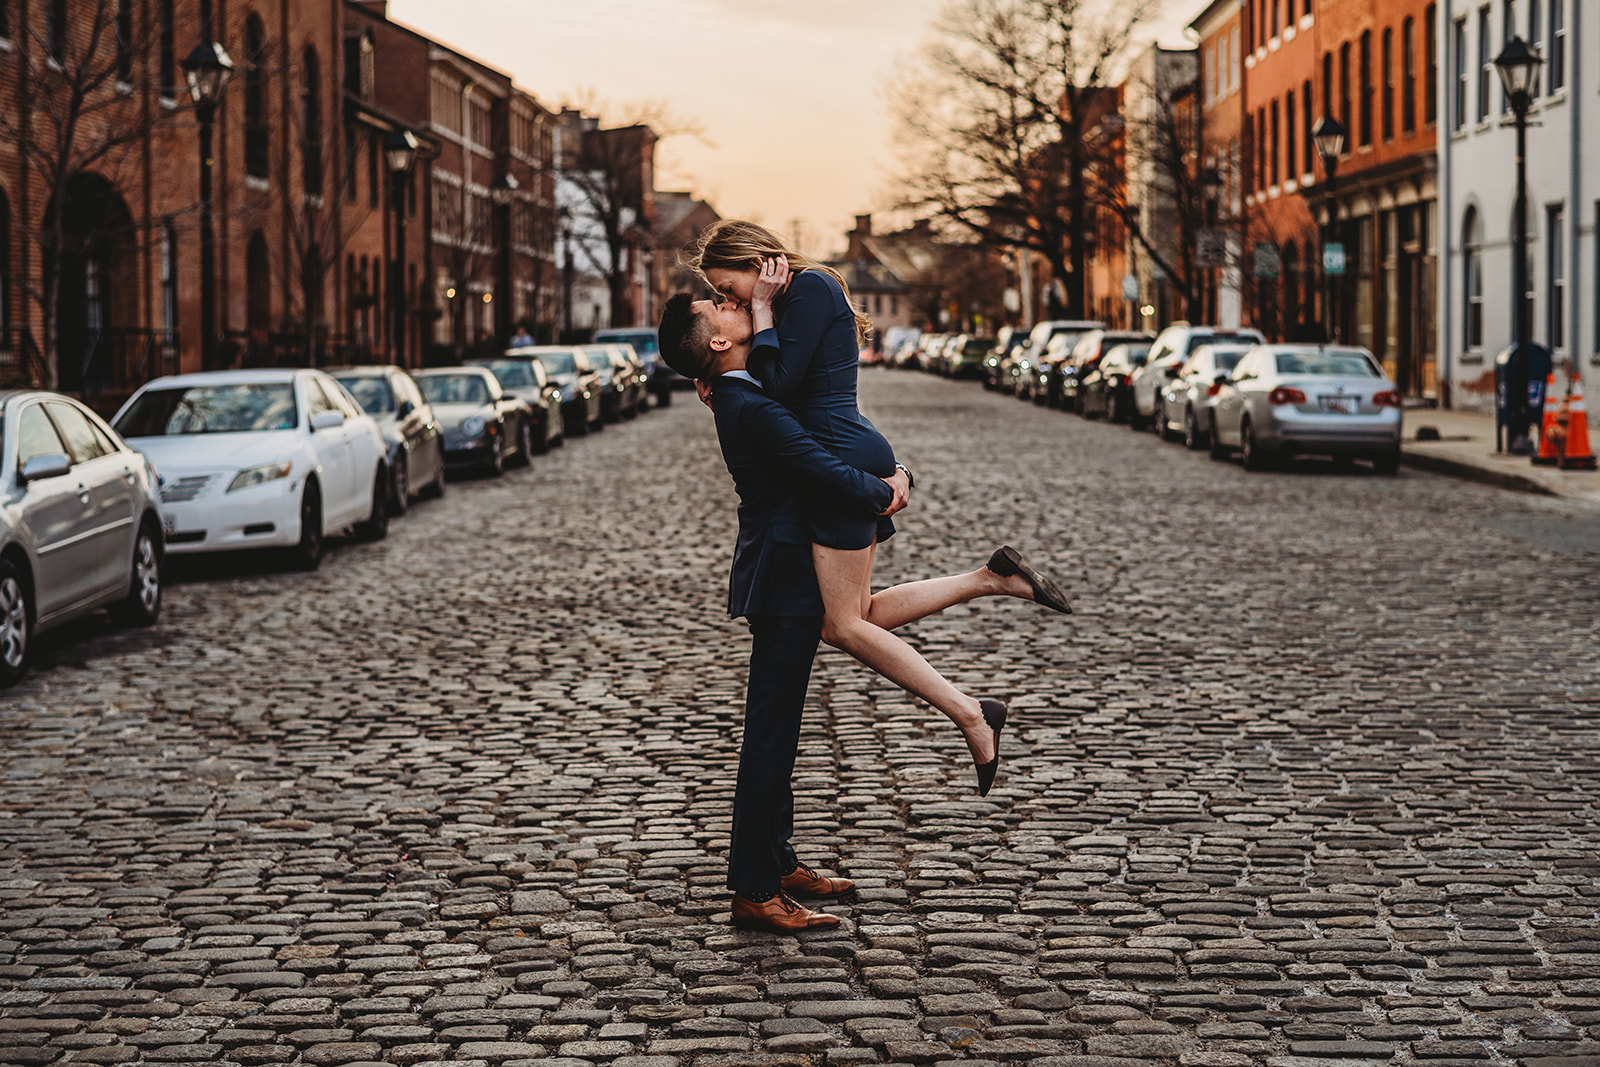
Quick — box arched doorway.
[52,173,136,392]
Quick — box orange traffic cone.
[1533,372,1562,466]
[1560,375,1596,470]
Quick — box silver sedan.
[0,391,165,686]
[1209,345,1404,473]
[1156,343,1253,448]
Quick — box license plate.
[1320,396,1358,414]
[162,513,176,536]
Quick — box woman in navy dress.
[690,220,1071,795]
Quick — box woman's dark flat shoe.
[973,699,1007,796]
[987,545,1072,614]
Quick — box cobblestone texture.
[2,372,1598,1067]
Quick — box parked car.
[1077,342,1153,421]
[1154,343,1255,448]
[525,345,603,435]
[1059,330,1155,411]
[331,365,447,515]
[593,327,677,406]
[1208,344,1404,472]
[467,354,564,453]
[582,344,643,421]
[0,391,165,687]
[949,336,995,380]
[985,327,1028,389]
[1130,324,1265,429]
[1020,320,1102,402]
[412,367,528,478]
[113,369,389,570]
[608,345,651,415]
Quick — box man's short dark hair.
[658,293,715,379]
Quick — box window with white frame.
[1547,0,1564,92]
[1476,7,1489,122]
[430,72,462,136]
[1546,204,1563,350]
[1453,18,1468,129]
[467,93,492,152]
[1463,206,1483,349]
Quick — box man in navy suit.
[658,292,910,933]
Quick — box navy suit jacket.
[709,374,893,619]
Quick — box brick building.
[1193,0,1248,328]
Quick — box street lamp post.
[490,173,519,344]
[1495,37,1543,454]
[560,215,574,341]
[182,42,233,371]
[1121,205,1141,329]
[1199,168,1223,323]
[384,129,419,365]
[1312,116,1347,342]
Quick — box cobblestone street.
[2,371,1598,1067]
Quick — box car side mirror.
[19,453,72,484]
[397,399,415,419]
[1213,372,1230,385]
[310,410,346,431]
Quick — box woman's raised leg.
[813,543,995,765]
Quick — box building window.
[115,0,132,83]
[343,30,373,99]
[1548,0,1564,92]
[1270,100,1280,187]
[244,17,268,179]
[158,0,175,99]
[47,0,65,62]
[1302,80,1314,174]
[0,0,10,40]
[302,48,323,195]
[344,126,358,203]
[1425,6,1438,124]
[1285,90,1296,182]
[1401,20,1415,135]
[430,73,462,136]
[1476,7,1490,122]
[1382,28,1395,141]
[467,94,492,152]
[1271,0,1279,38]
[1546,205,1563,349]
[160,221,177,340]
[1205,44,1216,105]
[1256,108,1266,193]
[1464,207,1482,348]
[367,134,380,209]
[1358,31,1373,145]
[1229,26,1240,92]
[1501,0,1515,112]
[1339,42,1352,142]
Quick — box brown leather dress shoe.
[730,892,842,933]
[781,862,856,898]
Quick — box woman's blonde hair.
[686,219,872,347]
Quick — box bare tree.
[0,0,189,387]
[1122,67,1205,322]
[890,0,1157,318]
[431,174,500,353]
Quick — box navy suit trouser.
[726,613,822,894]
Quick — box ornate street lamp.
[385,129,420,365]
[1313,115,1347,341]
[182,42,233,370]
[1495,37,1543,454]
[491,173,519,343]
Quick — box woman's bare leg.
[813,543,995,764]
[864,566,1033,631]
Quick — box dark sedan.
[1060,330,1155,412]
[1077,342,1153,422]
[412,367,528,477]
[467,355,565,455]
[332,365,447,514]
[525,346,603,436]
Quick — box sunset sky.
[387,0,1198,258]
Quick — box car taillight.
[1372,390,1403,407]
[1207,382,1224,397]
[1268,386,1306,406]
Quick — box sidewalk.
[1402,406,1600,506]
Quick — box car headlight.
[986,357,998,366]
[460,416,485,438]
[227,460,293,493]
[551,388,566,403]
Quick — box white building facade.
[1438,0,1594,417]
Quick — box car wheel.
[655,388,672,408]
[1372,449,1401,476]
[423,450,447,498]
[0,559,32,688]
[516,420,534,466]
[110,522,162,627]
[483,434,506,477]
[290,483,324,570]
[1107,393,1122,424]
[355,467,390,541]
[1184,407,1202,450]
[390,453,409,516]
[531,416,551,455]
[1241,419,1270,471]
[1209,417,1231,461]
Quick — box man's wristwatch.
[894,462,915,488]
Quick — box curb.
[1401,448,1557,497]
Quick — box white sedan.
[112,369,390,568]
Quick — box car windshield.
[335,376,394,415]
[584,350,614,369]
[1275,351,1381,377]
[537,352,577,376]
[1211,350,1248,371]
[482,361,537,388]
[418,375,489,405]
[114,383,298,436]
[596,332,657,354]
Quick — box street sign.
[1122,274,1139,301]
[1252,242,1280,280]
[1323,241,1347,276]
[1196,228,1227,268]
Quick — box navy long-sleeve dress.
[748,269,897,550]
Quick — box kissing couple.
[657,219,1071,934]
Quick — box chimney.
[854,214,873,236]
